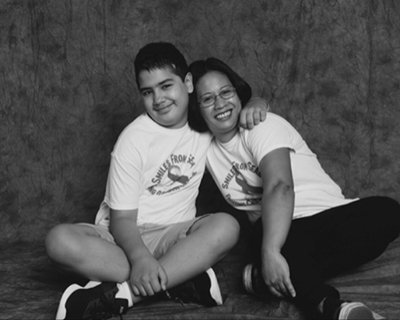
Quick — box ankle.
[317,296,326,314]
[117,282,135,307]
[319,296,343,319]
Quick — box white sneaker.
[338,302,374,320]
[55,281,128,320]
[166,268,223,307]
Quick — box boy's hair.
[134,42,189,87]
[188,57,252,133]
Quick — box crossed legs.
[45,212,240,304]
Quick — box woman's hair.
[188,57,252,132]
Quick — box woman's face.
[196,71,242,143]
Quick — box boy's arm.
[240,97,270,130]
[110,208,168,297]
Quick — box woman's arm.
[258,147,296,298]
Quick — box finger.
[274,282,289,297]
[138,285,148,297]
[284,278,296,298]
[268,285,284,298]
[131,284,141,297]
[250,111,261,126]
[150,271,168,294]
[159,267,168,291]
[239,111,248,129]
[146,278,161,296]
[280,285,290,298]
[143,282,156,296]
[239,120,247,129]
[260,108,267,121]
[246,113,255,130]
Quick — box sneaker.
[322,297,375,320]
[338,302,374,320]
[56,281,128,320]
[242,263,268,295]
[166,268,223,307]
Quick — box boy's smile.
[138,67,193,129]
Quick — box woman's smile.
[196,71,242,143]
[215,110,233,120]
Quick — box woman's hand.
[261,250,296,298]
[129,255,168,297]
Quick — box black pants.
[250,196,400,313]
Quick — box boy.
[45,42,268,319]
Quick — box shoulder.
[245,112,293,140]
[241,112,303,160]
[116,113,172,144]
[112,114,155,155]
[120,113,154,136]
[260,112,293,130]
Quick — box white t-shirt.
[95,113,212,227]
[206,112,356,224]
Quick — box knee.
[45,224,82,264]
[383,197,400,239]
[367,196,400,242]
[206,213,240,249]
[377,196,400,226]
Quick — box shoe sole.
[206,268,223,305]
[339,302,374,319]
[84,280,102,289]
[242,264,255,294]
[55,284,83,320]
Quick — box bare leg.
[158,213,240,289]
[45,212,240,304]
[45,224,131,283]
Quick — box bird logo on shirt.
[167,165,190,184]
[234,169,263,195]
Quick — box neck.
[214,128,238,143]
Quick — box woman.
[188,57,400,320]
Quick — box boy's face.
[138,67,193,129]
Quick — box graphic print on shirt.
[222,162,263,207]
[147,153,197,195]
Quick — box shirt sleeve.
[245,114,296,166]
[104,134,144,211]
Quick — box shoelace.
[88,287,125,320]
[167,290,187,306]
[166,281,201,306]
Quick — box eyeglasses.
[198,87,236,108]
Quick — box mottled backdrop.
[1,0,400,242]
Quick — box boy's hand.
[130,255,168,297]
[240,97,269,130]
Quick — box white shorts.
[79,214,209,260]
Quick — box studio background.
[1,0,400,260]
[2,1,400,319]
